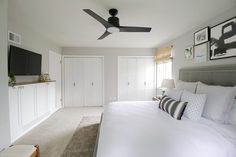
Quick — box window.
[156,61,172,87]
[155,46,173,87]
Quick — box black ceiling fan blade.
[119,26,152,32]
[83,9,113,28]
[98,31,111,40]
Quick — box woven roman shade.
[155,46,173,63]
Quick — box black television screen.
[8,46,42,75]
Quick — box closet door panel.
[64,58,75,107]
[84,58,103,106]
[73,58,85,107]
[127,58,137,100]
[118,58,128,101]
[137,58,146,101]
[91,58,103,106]
[118,57,156,101]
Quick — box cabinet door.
[118,57,128,101]
[48,82,56,113]
[84,57,103,106]
[20,85,36,127]
[127,58,137,100]
[9,87,21,142]
[36,83,48,117]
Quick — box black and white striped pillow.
[159,96,187,120]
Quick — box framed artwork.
[184,46,194,60]
[194,27,209,45]
[194,42,209,63]
[210,17,236,60]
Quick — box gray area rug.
[61,116,101,157]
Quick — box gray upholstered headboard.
[179,64,236,86]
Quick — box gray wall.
[62,47,155,105]
[157,6,236,80]
[8,15,62,83]
[0,0,11,150]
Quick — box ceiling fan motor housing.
[108,17,120,27]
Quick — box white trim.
[49,50,63,109]
[117,56,156,101]
[11,112,53,143]
[62,55,105,107]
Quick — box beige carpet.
[13,107,103,157]
[61,116,101,157]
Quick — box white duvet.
[96,101,236,157]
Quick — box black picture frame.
[194,27,210,46]
[210,17,236,60]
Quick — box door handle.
[91,82,94,86]
[128,82,130,86]
[73,82,76,86]
[144,82,146,86]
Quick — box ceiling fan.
[83,8,152,40]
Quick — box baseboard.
[11,112,52,143]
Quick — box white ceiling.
[9,0,236,48]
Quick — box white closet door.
[127,58,137,100]
[73,58,85,107]
[84,57,103,106]
[64,58,75,107]
[118,56,156,101]
[118,58,128,101]
[137,58,146,100]
[65,58,84,107]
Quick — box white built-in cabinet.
[8,82,56,142]
[64,57,103,107]
[118,56,156,101]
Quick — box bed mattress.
[96,101,236,157]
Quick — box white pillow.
[196,82,236,122]
[176,80,198,93]
[167,89,183,101]
[181,90,207,121]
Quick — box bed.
[95,64,236,157]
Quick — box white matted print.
[194,27,209,45]
[184,46,194,60]
[210,17,236,60]
[194,42,209,63]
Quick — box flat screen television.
[8,45,42,75]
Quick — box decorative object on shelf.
[194,27,209,46]
[8,73,16,87]
[160,79,175,96]
[184,46,194,60]
[39,73,51,82]
[210,17,236,60]
[194,42,209,63]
